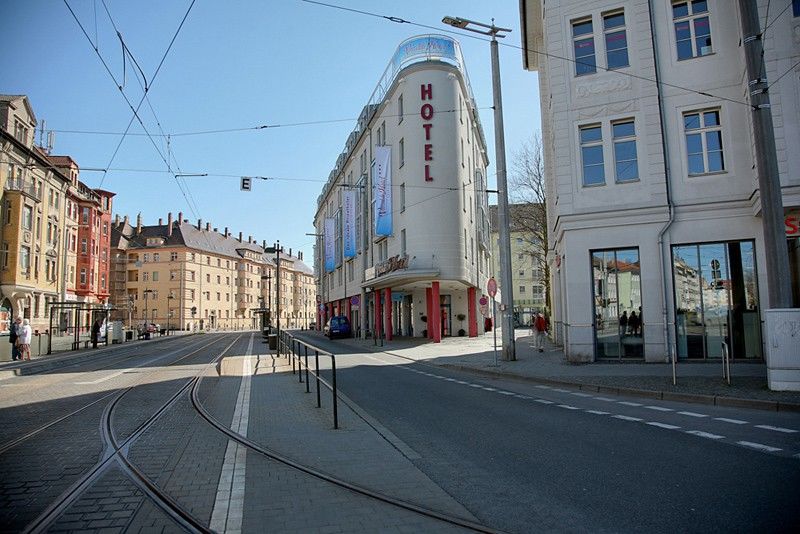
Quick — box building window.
[519,285,526,294]
[580,124,605,186]
[398,94,404,123]
[613,120,639,182]
[603,11,628,69]
[519,269,525,276]
[673,0,712,60]
[573,18,596,75]
[82,207,89,224]
[684,109,724,174]
[153,253,160,262]
[81,238,88,254]
[153,271,159,282]
[22,205,33,230]
[400,183,406,212]
[20,246,30,273]
[399,138,404,167]
[143,272,149,282]
[80,268,87,285]
[1,243,7,269]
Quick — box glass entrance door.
[591,248,643,360]
[673,241,761,360]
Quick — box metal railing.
[278,330,339,429]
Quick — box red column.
[468,287,478,337]
[431,281,441,343]
[425,287,433,339]
[374,291,382,339]
[384,288,393,341]
[346,297,352,323]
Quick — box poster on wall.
[343,190,357,258]
[373,145,393,237]
[324,218,336,272]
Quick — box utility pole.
[738,0,792,308]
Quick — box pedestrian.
[619,311,628,336]
[629,311,640,337]
[9,316,21,361]
[533,312,547,353]
[91,319,101,349]
[18,318,32,361]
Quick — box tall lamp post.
[167,294,174,335]
[443,15,515,361]
[143,289,154,337]
[265,241,282,348]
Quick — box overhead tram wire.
[299,0,756,110]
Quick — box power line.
[300,0,756,109]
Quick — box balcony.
[4,179,41,202]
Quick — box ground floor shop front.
[550,207,799,364]
[319,278,487,343]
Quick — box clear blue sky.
[2,0,540,260]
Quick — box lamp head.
[442,16,468,28]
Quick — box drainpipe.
[649,0,675,364]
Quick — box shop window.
[591,248,643,359]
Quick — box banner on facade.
[343,190,357,258]
[324,218,335,272]
[373,145,392,236]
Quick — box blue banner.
[324,218,335,272]
[373,146,392,237]
[343,190,357,258]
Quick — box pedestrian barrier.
[279,330,339,429]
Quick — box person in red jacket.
[533,312,547,353]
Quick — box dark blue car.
[324,316,351,339]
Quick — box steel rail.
[21,334,241,534]
[191,342,503,534]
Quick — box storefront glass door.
[591,248,643,360]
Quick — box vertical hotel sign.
[373,146,392,236]
[343,190,357,258]
[324,218,336,272]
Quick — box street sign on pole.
[487,277,497,298]
[241,177,252,191]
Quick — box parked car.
[324,316,351,339]
[308,321,316,330]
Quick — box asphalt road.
[297,332,800,534]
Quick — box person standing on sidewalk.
[18,318,32,361]
[533,312,547,353]
[9,316,21,361]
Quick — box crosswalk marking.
[737,441,782,453]
[755,425,798,434]
[686,430,724,440]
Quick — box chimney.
[262,239,266,249]
[238,231,243,242]
[224,226,229,237]
[114,214,120,225]
[158,218,163,226]
[206,222,211,232]
[288,247,292,257]
[197,218,202,230]
[178,212,183,226]
[167,212,173,236]
[136,213,142,234]
[248,235,252,243]
[213,227,218,233]
[123,215,129,228]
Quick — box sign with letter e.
[241,177,252,191]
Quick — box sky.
[1,0,541,261]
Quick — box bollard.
[315,350,321,408]
[331,356,338,429]
[304,345,310,393]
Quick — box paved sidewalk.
[308,329,800,412]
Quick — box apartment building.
[110,214,315,331]
[0,95,71,332]
[313,35,492,342]
[519,0,800,363]
[490,204,548,326]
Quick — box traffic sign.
[479,296,488,306]
[487,277,497,298]
[241,177,252,191]
[351,295,360,306]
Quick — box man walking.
[9,316,21,361]
[533,312,547,353]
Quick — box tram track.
[16,334,241,534]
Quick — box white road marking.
[593,397,616,402]
[211,335,254,533]
[498,391,515,396]
[647,422,681,430]
[644,406,674,412]
[515,395,531,400]
[534,399,554,405]
[557,404,580,410]
[535,385,551,389]
[677,411,708,418]
[737,441,782,453]
[570,392,593,397]
[482,387,497,392]
[618,401,643,407]
[755,425,798,434]
[714,417,748,425]
[613,415,642,422]
[469,383,482,388]
[586,410,610,415]
[551,388,571,393]
[686,430,724,440]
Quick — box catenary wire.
[299,0,756,109]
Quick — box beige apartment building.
[110,213,315,331]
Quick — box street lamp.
[265,241,282,350]
[167,293,174,335]
[443,15,515,361]
[142,288,155,337]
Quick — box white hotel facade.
[313,35,492,342]
[520,0,800,363]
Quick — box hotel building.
[519,0,800,362]
[313,35,493,342]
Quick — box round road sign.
[487,277,497,298]
[479,296,488,306]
